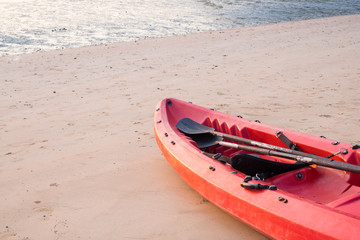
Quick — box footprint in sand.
[0,231,17,240]
[33,206,54,221]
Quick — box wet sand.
[0,15,359,239]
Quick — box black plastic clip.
[241,182,277,190]
[352,145,360,150]
[241,175,277,191]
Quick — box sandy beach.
[1,14,360,239]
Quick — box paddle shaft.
[218,141,360,174]
[215,131,339,162]
[178,117,336,161]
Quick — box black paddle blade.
[176,118,214,135]
[191,133,223,148]
[176,118,222,148]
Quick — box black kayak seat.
[231,153,308,179]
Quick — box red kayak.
[154,98,360,240]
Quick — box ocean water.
[0,0,359,56]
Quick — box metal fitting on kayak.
[213,153,222,160]
[278,197,288,203]
[276,131,299,150]
[296,172,303,180]
[327,147,349,158]
[241,175,277,190]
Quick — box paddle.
[177,118,335,159]
[176,118,360,174]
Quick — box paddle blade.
[191,133,223,148]
[176,118,214,135]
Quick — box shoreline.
[1,14,359,58]
[1,15,359,239]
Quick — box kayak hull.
[154,98,360,240]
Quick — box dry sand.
[1,15,360,239]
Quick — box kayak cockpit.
[197,117,360,209]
